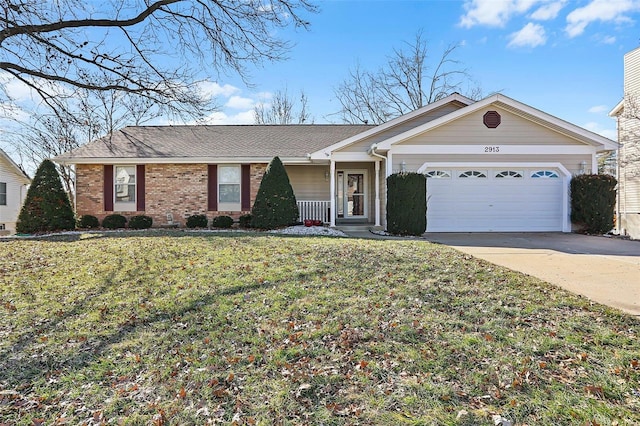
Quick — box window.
[531,170,559,179]
[459,170,487,178]
[495,170,523,178]
[424,170,451,179]
[115,166,136,203]
[0,224,5,230]
[0,182,6,205]
[219,165,241,204]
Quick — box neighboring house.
[54,93,617,232]
[0,148,31,235]
[610,47,640,239]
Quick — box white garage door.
[426,168,564,232]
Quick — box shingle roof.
[55,125,375,163]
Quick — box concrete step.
[335,225,383,232]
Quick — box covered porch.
[286,159,385,227]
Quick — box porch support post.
[329,159,336,227]
[374,160,381,227]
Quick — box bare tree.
[617,92,640,178]
[0,0,317,115]
[7,89,167,201]
[333,32,481,124]
[254,88,312,124]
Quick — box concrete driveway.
[422,233,640,316]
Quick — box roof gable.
[309,93,474,159]
[0,149,30,182]
[374,94,618,152]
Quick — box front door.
[336,170,367,219]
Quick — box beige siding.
[620,47,640,237]
[393,154,591,176]
[286,165,330,201]
[0,157,29,234]
[624,47,640,94]
[397,106,585,146]
[339,102,467,153]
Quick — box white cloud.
[201,110,255,125]
[3,78,33,102]
[197,81,240,99]
[601,35,617,44]
[225,95,255,110]
[459,0,544,28]
[507,23,547,47]
[583,121,617,140]
[565,0,640,38]
[588,105,608,113]
[530,1,566,20]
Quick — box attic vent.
[483,111,501,128]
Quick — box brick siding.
[76,163,267,227]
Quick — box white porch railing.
[297,200,331,223]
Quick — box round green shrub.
[102,214,127,229]
[78,215,100,229]
[186,214,209,228]
[239,214,252,228]
[211,215,234,228]
[129,215,153,229]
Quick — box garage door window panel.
[459,170,487,178]
[495,171,523,179]
[425,170,451,179]
[531,170,559,178]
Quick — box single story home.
[0,148,31,235]
[54,93,617,232]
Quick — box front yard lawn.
[0,233,638,425]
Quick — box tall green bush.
[570,174,617,234]
[250,157,299,229]
[16,159,75,234]
[386,172,427,236]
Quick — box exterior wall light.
[580,160,588,174]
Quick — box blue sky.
[202,0,640,140]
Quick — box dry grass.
[0,232,638,425]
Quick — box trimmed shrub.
[16,159,75,234]
[129,215,153,229]
[78,214,100,229]
[386,172,427,236]
[102,214,127,229]
[211,215,234,229]
[186,214,209,228]
[251,156,299,229]
[239,214,252,228]
[571,173,617,234]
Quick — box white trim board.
[391,144,596,155]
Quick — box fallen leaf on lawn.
[178,386,186,399]
[584,385,604,398]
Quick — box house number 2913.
[484,146,500,153]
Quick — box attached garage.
[424,167,566,232]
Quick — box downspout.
[369,144,387,228]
